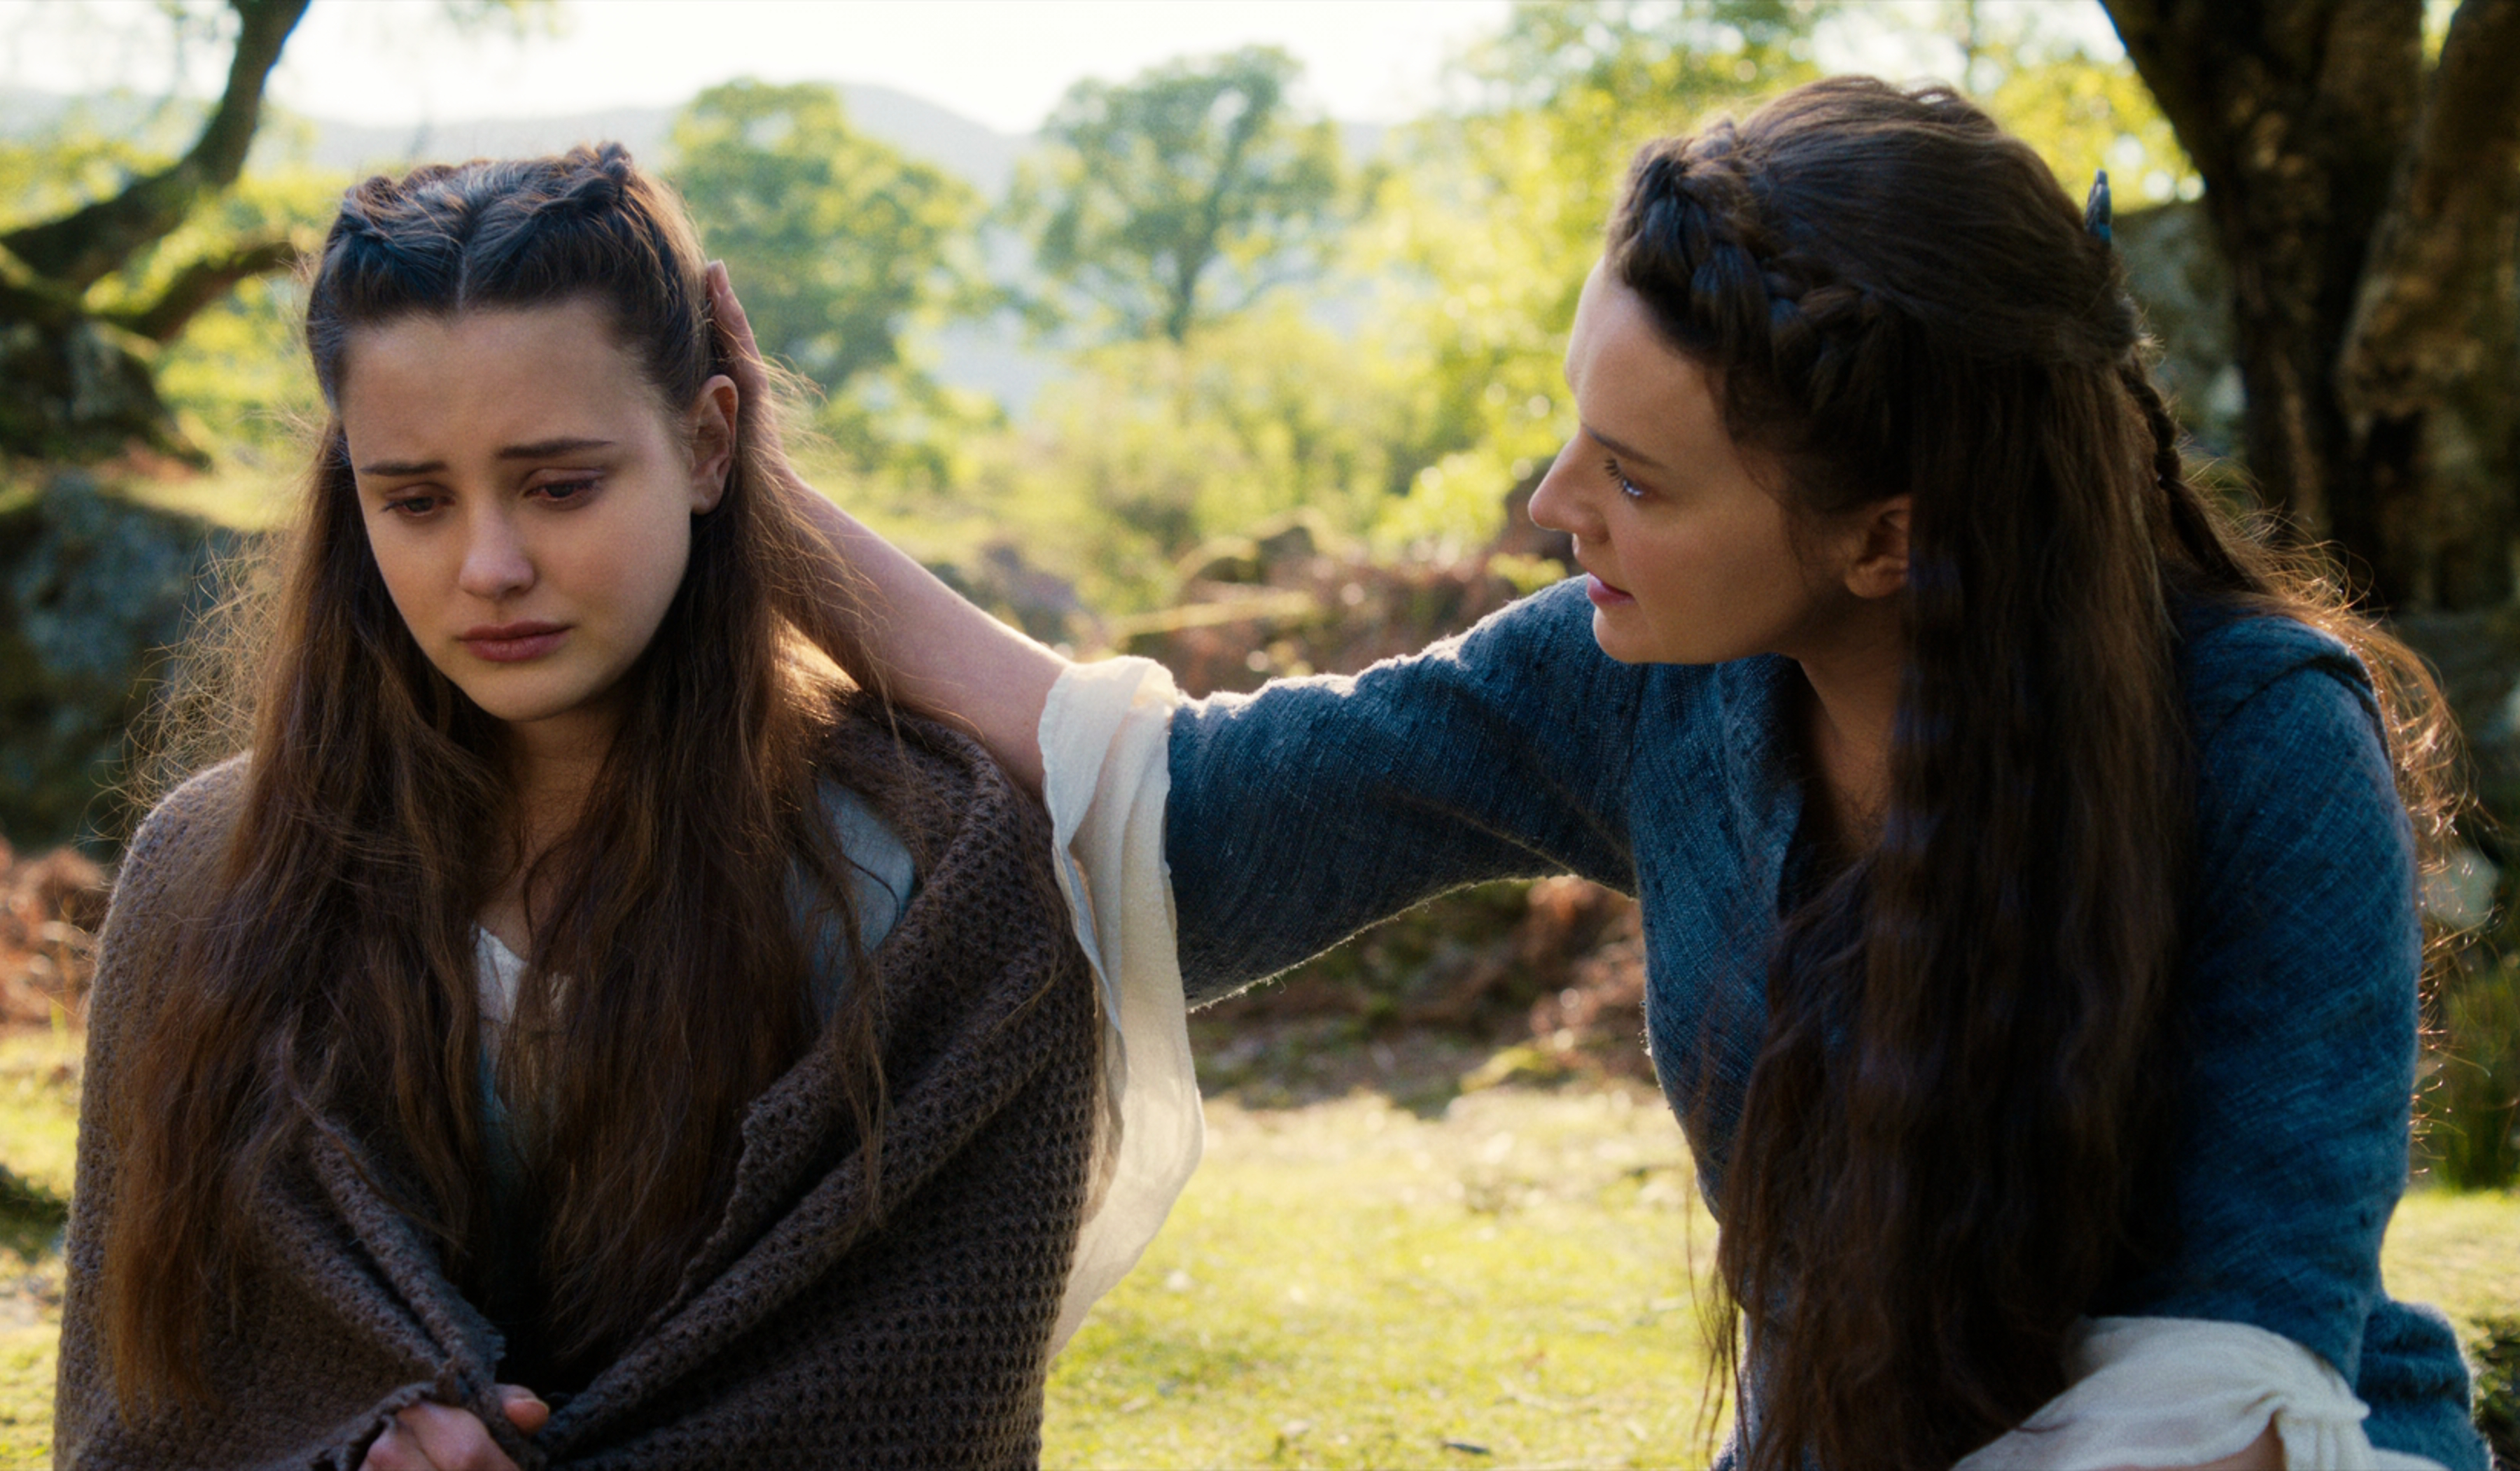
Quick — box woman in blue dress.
[734,77,2488,1470]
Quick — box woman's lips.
[1584,573,1634,608]
[459,621,568,662]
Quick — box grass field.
[1044,1086,1724,1469]
[1,1029,76,1470]
[4,1027,2516,1469]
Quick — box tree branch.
[0,0,311,292]
[105,234,305,343]
[2336,0,2520,422]
[0,269,73,330]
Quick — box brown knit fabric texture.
[52,718,1100,1470]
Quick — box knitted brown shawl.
[53,720,1099,1470]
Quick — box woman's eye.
[384,493,441,517]
[1602,456,1646,500]
[534,478,599,504]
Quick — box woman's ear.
[1842,495,1910,600]
[686,373,739,514]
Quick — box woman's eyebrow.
[354,454,442,477]
[355,437,616,477]
[1586,425,1668,470]
[498,435,615,460]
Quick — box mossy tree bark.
[2104,0,2520,612]
[0,0,311,464]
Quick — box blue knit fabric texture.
[1167,576,2485,1469]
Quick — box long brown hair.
[1606,79,2459,1468]
[106,145,916,1400]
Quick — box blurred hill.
[1,78,1063,409]
[0,79,1028,191]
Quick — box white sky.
[5,0,1520,135]
[2,0,2129,136]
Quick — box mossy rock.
[0,470,236,852]
[2472,1316,2519,1469]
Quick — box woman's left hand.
[699,258,1070,793]
[360,1384,549,1471]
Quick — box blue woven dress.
[1163,577,2486,1469]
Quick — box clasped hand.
[359,1384,547,1471]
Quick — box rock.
[2391,609,2520,831]
[1250,518,1317,572]
[2115,200,2245,459]
[923,540,1085,645]
[1175,534,1264,586]
[0,470,237,852]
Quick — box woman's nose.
[1527,446,1601,542]
[456,508,534,600]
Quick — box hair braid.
[1618,141,1919,508]
[1617,136,1777,375]
[2115,360,2258,587]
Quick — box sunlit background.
[0,0,2198,607]
[3,3,2514,1465]
[2,0,2138,131]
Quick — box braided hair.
[1606,78,2456,1469]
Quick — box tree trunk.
[0,0,309,463]
[0,290,186,464]
[2104,0,2421,556]
[2105,0,2520,613]
[2335,0,2520,609]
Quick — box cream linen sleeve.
[1954,1317,2446,1470]
[1040,656,1205,1353]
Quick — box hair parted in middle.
[104,143,939,1400]
[1604,76,2456,1470]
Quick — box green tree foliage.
[0,104,190,228]
[668,78,984,473]
[1006,45,1348,344]
[106,162,340,463]
[1925,1,2192,202]
[1362,0,2190,551]
[0,0,553,464]
[954,304,1420,614]
[0,0,312,461]
[1365,1,1828,547]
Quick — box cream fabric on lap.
[1040,656,1204,1352]
[1955,1316,2446,1470]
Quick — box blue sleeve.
[2358,1298,2488,1469]
[2121,652,2481,1466]
[1166,578,1646,1004]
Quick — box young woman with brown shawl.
[51,146,1199,1470]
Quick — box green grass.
[0,1328,55,1471]
[1,1033,2516,1470]
[0,1029,78,1470]
[1044,1087,1725,1470]
[0,1032,80,1206]
[2373,1183,2520,1331]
